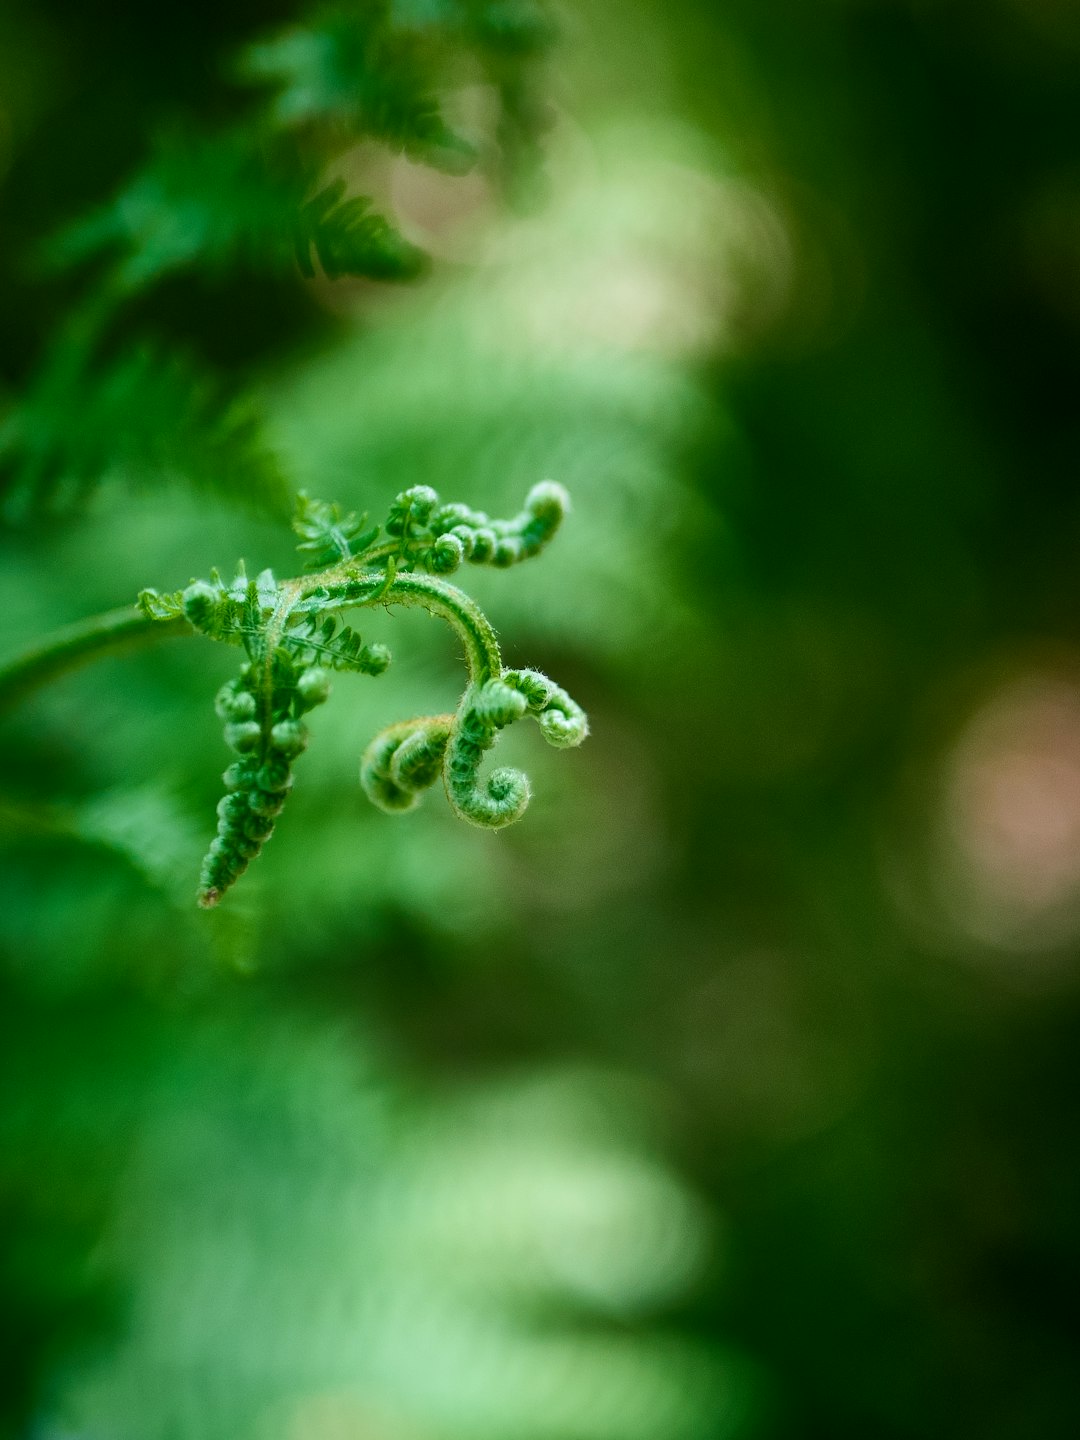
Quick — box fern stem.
[300,570,503,683]
[0,607,189,712]
[0,562,501,718]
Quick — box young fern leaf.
[180,564,280,647]
[198,652,327,909]
[177,567,341,907]
[349,507,588,827]
[359,715,454,813]
[292,491,378,568]
[360,669,587,827]
[380,478,570,573]
[502,667,589,748]
[282,612,390,674]
[124,480,586,906]
[443,678,534,825]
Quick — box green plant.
[1,0,556,513]
[0,0,585,908]
[0,478,587,907]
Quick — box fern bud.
[503,667,588,748]
[448,524,476,558]
[524,479,569,530]
[296,666,331,707]
[215,682,257,722]
[431,504,475,532]
[224,720,262,753]
[386,484,439,536]
[233,830,263,860]
[445,741,531,827]
[216,794,249,823]
[269,720,307,757]
[429,533,465,573]
[138,587,185,621]
[389,722,450,792]
[182,580,220,631]
[469,527,497,562]
[359,642,391,676]
[361,735,421,812]
[222,762,250,791]
[406,484,438,518]
[243,813,275,842]
[508,670,553,707]
[537,709,585,746]
[473,678,528,726]
[248,788,286,818]
[256,760,292,792]
[405,482,569,574]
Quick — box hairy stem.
[0,563,502,717]
[0,607,189,713]
[296,569,503,682]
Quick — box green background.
[2,2,1079,1436]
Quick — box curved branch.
[0,563,501,719]
[0,607,189,714]
[297,569,503,683]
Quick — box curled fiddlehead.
[199,658,317,908]
[359,715,454,814]
[173,567,342,905]
[131,479,586,906]
[382,479,570,574]
[360,669,588,827]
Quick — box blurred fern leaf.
[47,131,298,292]
[239,6,478,173]
[295,179,427,280]
[0,343,289,521]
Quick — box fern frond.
[380,479,569,572]
[14,0,558,528]
[0,344,290,523]
[359,713,454,812]
[184,559,396,905]
[180,565,280,648]
[359,663,586,829]
[292,491,378,568]
[282,612,390,674]
[46,129,299,292]
[199,661,310,908]
[296,180,427,281]
[50,131,424,293]
[239,9,477,174]
[80,476,584,905]
[196,604,351,908]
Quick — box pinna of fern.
[2,0,556,526]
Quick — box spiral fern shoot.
[124,479,586,906]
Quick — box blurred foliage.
[2,0,1080,1438]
